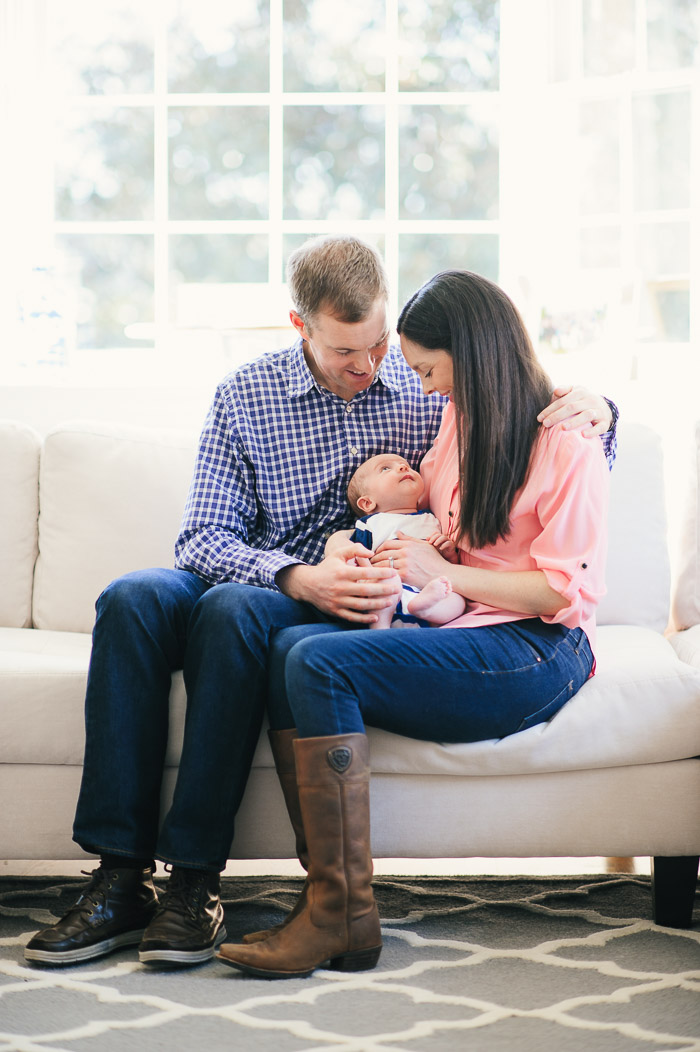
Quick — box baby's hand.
[427,532,460,563]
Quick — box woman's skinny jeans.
[267,619,594,742]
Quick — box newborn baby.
[343,453,467,629]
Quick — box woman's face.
[400,337,454,399]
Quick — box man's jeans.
[73,569,323,871]
[267,618,594,742]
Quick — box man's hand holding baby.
[277,544,400,624]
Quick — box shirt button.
[350,447,358,455]
[345,405,353,414]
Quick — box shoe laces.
[62,867,117,920]
[158,866,209,920]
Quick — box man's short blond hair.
[286,235,389,330]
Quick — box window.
[4,0,699,386]
[541,0,698,356]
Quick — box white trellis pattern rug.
[1,874,699,1051]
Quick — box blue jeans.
[266,619,593,742]
[73,568,326,871]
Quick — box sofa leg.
[651,855,699,928]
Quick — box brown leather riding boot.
[218,733,382,979]
[242,728,309,944]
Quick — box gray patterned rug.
[1,874,699,1051]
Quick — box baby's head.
[347,454,424,517]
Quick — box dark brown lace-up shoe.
[138,867,226,966]
[24,866,158,966]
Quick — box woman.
[218,270,609,979]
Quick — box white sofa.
[2,417,700,927]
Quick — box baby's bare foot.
[407,576,452,618]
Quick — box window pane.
[582,0,635,77]
[637,221,690,275]
[283,0,385,91]
[284,107,385,220]
[170,234,268,323]
[579,100,620,214]
[640,285,690,341]
[55,235,154,349]
[282,234,385,282]
[48,0,154,95]
[398,234,499,306]
[539,300,608,355]
[647,0,700,71]
[398,0,499,91]
[399,106,499,220]
[169,107,269,219]
[580,226,621,268]
[167,0,270,93]
[547,0,575,82]
[55,108,154,221]
[17,262,78,368]
[636,223,690,342]
[633,92,691,210]
[170,234,268,284]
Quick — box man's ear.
[357,495,376,514]
[289,310,308,340]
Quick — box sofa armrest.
[669,624,700,670]
[671,418,700,633]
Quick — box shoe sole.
[24,929,146,966]
[138,926,227,967]
[217,943,382,980]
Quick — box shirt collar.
[287,338,317,397]
[286,338,404,399]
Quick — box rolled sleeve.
[601,398,619,470]
[530,428,609,629]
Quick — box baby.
[335,453,467,629]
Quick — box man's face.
[356,454,424,515]
[292,299,391,401]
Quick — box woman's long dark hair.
[397,270,552,550]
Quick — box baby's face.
[358,454,424,514]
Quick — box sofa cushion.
[33,421,197,633]
[671,417,700,632]
[4,625,699,779]
[0,421,40,628]
[596,422,670,632]
[670,623,700,670]
[364,626,700,776]
[0,628,92,764]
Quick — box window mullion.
[691,71,700,345]
[499,0,548,330]
[154,10,169,357]
[384,0,399,324]
[269,0,284,289]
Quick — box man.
[25,237,617,968]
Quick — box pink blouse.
[419,402,609,648]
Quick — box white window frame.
[2,0,698,388]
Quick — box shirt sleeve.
[530,428,610,628]
[601,397,619,470]
[174,385,304,588]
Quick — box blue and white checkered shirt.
[174,338,619,588]
[174,339,446,587]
